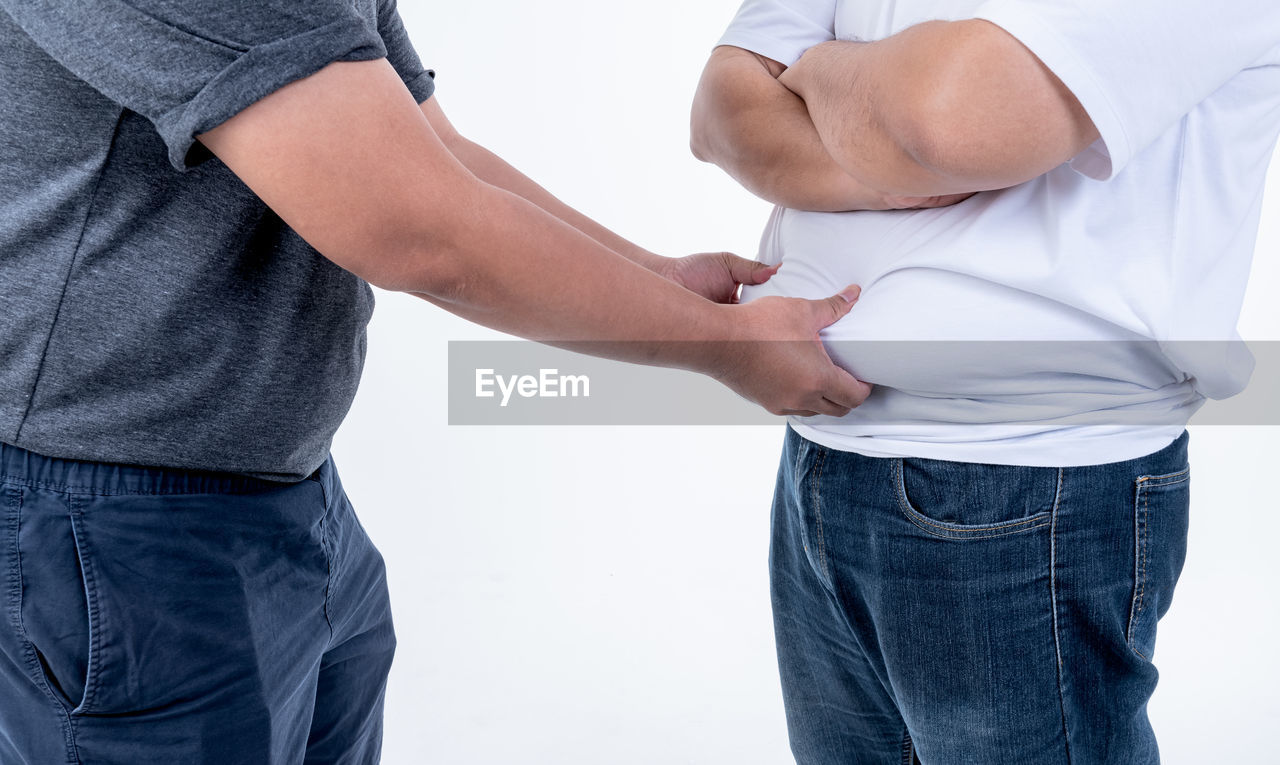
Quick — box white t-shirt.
[721,0,1280,466]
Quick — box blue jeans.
[771,427,1191,765]
[0,442,395,764]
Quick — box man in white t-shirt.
[692,1,1280,762]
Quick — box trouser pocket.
[14,488,101,714]
[17,479,332,718]
[1127,468,1191,660]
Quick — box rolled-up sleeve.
[1,0,398,170]
[377,0,435,104]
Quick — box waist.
[0,439,327,495]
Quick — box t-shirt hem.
[788,421,1187,467]
[4,433,323,484]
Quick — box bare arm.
[778,20,1100,196]
[690,46,972,212]
[198,58,871,416]
[418,98,668,271]
[420,95,778,302]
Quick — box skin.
[691,46,971,212]
[692,19,1100,207]
[198,58,871,417]
[418,97,773,304]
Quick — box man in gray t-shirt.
[0,0,872,761]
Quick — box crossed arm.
[691,19,1100,210]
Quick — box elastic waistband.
[0,440,331,497]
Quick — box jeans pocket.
[15,490,103,715]
[787,433,833,583]
[894,458,1058,540]
[1127,467,1191,660]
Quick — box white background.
[330,1,1280,762]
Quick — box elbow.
[358,171,489,296]
[360,220,476,299]
[690,62,736,165]
[350,206,476,298]
[820,65,979,196]
[689,132,709,163]
[872,21,1013,190]
[361,244,459,297]
[689,100,716,163]
[891,73,1020,192]
[893,89,961,181]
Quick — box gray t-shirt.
[0,0,435,481]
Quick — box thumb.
[725,255,779,286]
[811,284,861,328]
[826,366,874,409]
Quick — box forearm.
[690,47,887,212]
[778,34,952,195]
[198,58,867,417]
[421,100,668,272]
[442,135,669,271]
[406,175,740,373]
[779,21,1098,196]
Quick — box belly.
[739,204,1185,399]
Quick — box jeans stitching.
[1129,481,1152,660]
[893,460,1051,538]
[810,446,830,583]
[790,432,806,494]
[1049,468,1073,765]
[906,511,1044,537]
[1137,467,1189,488]
[900,726,915,765]
[1128,466,1188,659]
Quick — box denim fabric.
[771,426,1191,765]
[0,441,395,764]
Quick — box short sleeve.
[0,0,391,171]
[376,0,435,104]
[716,0,836,68]
[973,0,1280,180]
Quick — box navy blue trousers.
[0,441,395,764]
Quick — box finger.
[811,284,861,328]
[904,192,976,209]
[726,255,779,286]
[823,368,873,410]
[778,409,820,417]
[816,397,853,418]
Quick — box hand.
[712,285,873,417]
[659,252,779,304]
